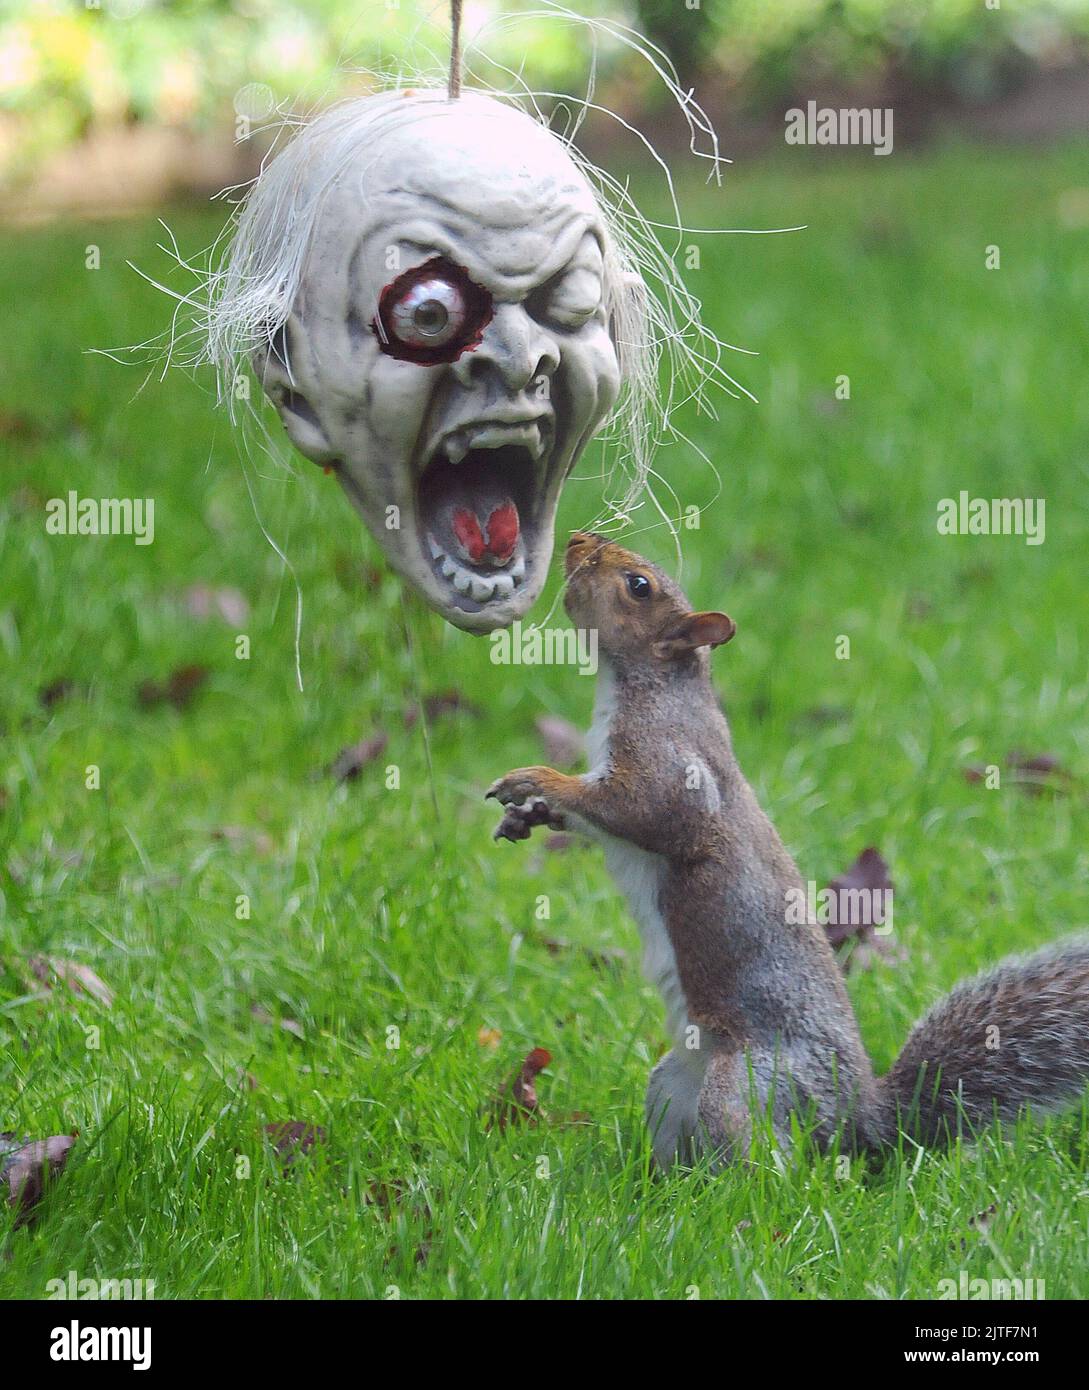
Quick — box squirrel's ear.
[653,610,737,659]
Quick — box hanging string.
[448,0,463,100]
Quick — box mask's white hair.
[126,4,783,536]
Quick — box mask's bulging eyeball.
[374,256,493,365]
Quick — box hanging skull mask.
[248,91,630,633]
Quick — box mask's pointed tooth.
[446,432,468,465]
[427,533,444,560]
[491,574,514,599]
[452,567,473,594]
[509,554,526,582]
[470,575,494,603]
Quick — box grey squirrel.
[487,531,1089,1168]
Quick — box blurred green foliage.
[700,0,1089,105]
[1,0,1087,180]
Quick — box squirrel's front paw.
[485,766,555,807]
[493,796,566,843]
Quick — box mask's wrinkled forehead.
[318,97,608,304]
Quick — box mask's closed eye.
[529,234,605,331]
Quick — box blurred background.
[2,0,1089,217]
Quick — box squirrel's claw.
[486,769,546,806]
[494,812,532,842]
[492,795,564,844]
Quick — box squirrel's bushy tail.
[872,936,1089,1148]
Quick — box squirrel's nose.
[566,531,606,577]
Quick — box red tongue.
[451,502,519,565]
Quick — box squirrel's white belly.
[602,837,692,1048]
[581,656,703,1076]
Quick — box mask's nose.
[449,303,560,393]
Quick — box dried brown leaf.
[2,1133,77,1226]
[263,1122,326,1169]
[404,688,481,728]
[328,732,388,782]
[137,664,209,710]
[27,955,113,1008]
[182,584,250,628]
[39,678,76,710]
[488,1046,552,1132]
[250,1003,304,1038]
[825,848,904,972]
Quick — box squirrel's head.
[563,532,735,668]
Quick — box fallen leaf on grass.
[137,664,209,711]
[964,751,1072,795]
[39,678,76,710]
[1,1133,77,1227]
[550,1111,593,1129]
[365,1175,409,1212]
[793,705,850,731]
[535,715,584,768]
[0,409,43,444]
[953,1200,1000,1252]
[27,956,113,1008]
[250,1003,304,1038]
[825,848,903,973]
[211,825,274,856]
[181,584,250,627]
[333,554,386,591]
[263,1122,326,1169]
[540,936,628,974]
[477,1026,502,1050]
[488,1047,552,1132]
[404,689,481,728]
[328,733,388,782]
[366,1177,433,1267]
[1006,751,1072,794]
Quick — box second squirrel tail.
[871,936,1089,1148]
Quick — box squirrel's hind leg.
[695,1047,797,1167]
[645,1048,705,1170]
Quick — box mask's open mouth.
[417,421,550,611]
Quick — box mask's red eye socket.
[373,257,493,365]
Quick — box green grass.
[2,140,1088,1300]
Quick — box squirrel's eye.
[374,257,493,365]
[626,572,652,600]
